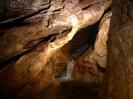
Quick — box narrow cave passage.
[52,12,111,99]
[0,0,133,99]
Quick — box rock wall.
[0,0,112,99]
[102,0,133,99]
[72,12,111,85]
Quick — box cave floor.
[60,80,101,99]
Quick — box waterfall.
[57,44,89,82]
[65,60,74,79]
[58,60,74,81]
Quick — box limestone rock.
[102,0,133,99]
[51,21,100,79]
[72,47,104,85]
[49,48,70,78]
[0,0,111,63]
[94,11,112,68]
[71,11,112,84]
[0,0,112,98]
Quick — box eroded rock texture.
[94,11,112,68]
[102,0,133,99]
[72,11,111,85]
[0,0,112,99]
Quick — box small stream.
[58,60,74,81]
[56,44,101,99]
[57,44,89,82]
[66,60,74,79]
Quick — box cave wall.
[0,0,112,99]
[103,0,133,99]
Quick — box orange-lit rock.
[0,0,111,63]
[0,0,112,98]
[102,0,133,99]
[72,11,112,84]
[48,48,70,78]
[94,11,112,68]
[72,47,104,85]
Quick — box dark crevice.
[0,4,51,29]
[71,21,100,59]
[97,63,106,73]
[101,6,112,19]
[82,0,110,10]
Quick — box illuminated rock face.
[0,0,112,99]
[94,11,112,69]
[102,0,133,99]
[72,11,111,85]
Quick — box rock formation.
[102,0,133,99]
[94,11,112,68]
[72,11,111,85]
[0,0,120,99]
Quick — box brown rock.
[49,48,70,78]
[94,11,112,68]
[0,0,112,98]
[0,0,111,63]
[0,29,78,98]
[50,20,100,79]
[72,11,112,84]
[72,47,104,85]
[102,0,133,99]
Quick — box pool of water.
[59,79,101,99]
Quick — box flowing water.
[65,60,74,79]
[57,45,100,99]
[58,60,74,81]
